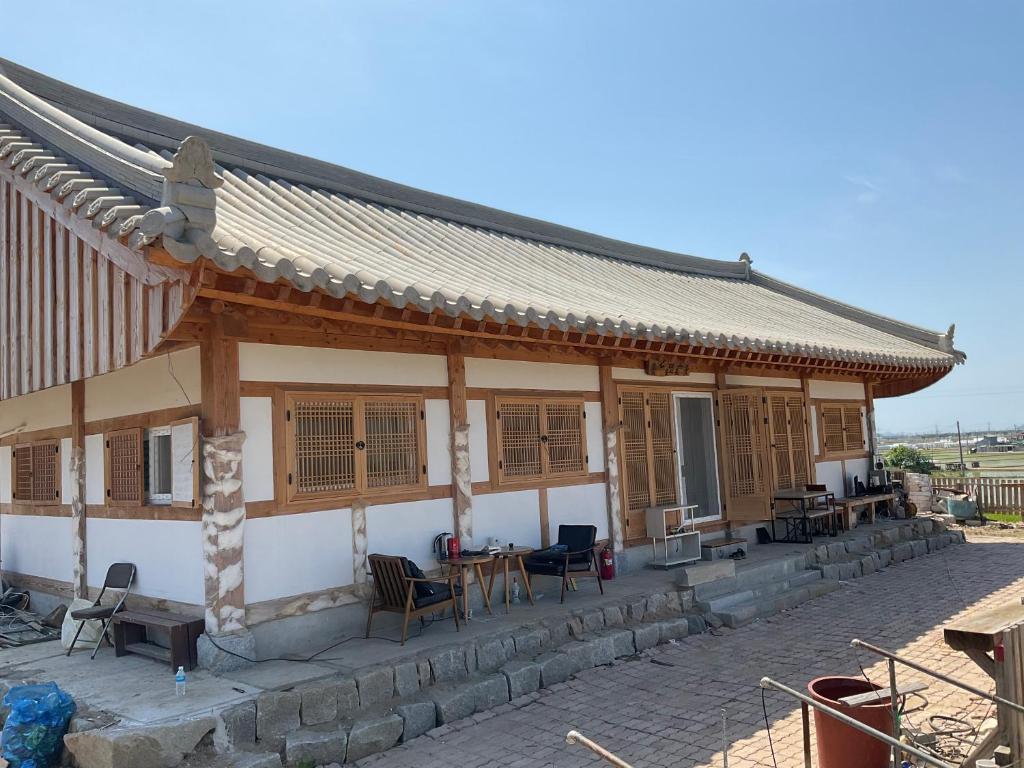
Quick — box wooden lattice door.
[619,387,679,539]
[766,392,810,491]
[716,388,772,521]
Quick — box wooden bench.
[700,538,747,560]
[112,609,205,671]
[834,492,895,526]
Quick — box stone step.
[701,569,824,613]
[689,554,807,601]
[714,579,841,628]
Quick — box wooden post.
[865,378,878,464]
[199,316,246,634]
[599,362,624,554]
[802,377,817,484]
[447,342,473,547]
[70,379,87,599]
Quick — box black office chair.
[523,525,603,603]
[66,562,136,659]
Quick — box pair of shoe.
[728,549,747,560]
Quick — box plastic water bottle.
[511,576,521,604]
[175,666,186,697]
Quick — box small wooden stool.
[112,609,205,671]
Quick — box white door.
[673,392,722,522]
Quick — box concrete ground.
[352,530,1021,768]
[0,518,955,731]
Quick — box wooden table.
[771,488,837,542]
[834,492,895,526]
[112,609,205,671]
[444,554,493,620]
[486,547,536,613]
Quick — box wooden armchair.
[523,524,604,604]
[365,554,461,645]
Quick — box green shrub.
[884,445,938,473]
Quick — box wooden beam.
[599,361,625,553]
[200,316,241,436]
[70,379,87,599]
[447,341,473,546]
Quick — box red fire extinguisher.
[599,546,615,581]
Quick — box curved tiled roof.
[0,58,962,371]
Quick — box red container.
[599,546,615,580]
[446,536,461,560]
[807,676,892,768]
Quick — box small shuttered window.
[106,428,143,505]
[285,392,426,502]
[819,402,866,456]
[12,441,60,504]
[494,397,587,484]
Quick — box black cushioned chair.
[66,562,136,659]
[523,524,603,603]
[365,554,461,644]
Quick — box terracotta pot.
[807,676,893,768]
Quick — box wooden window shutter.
[288,395,357,500]
[843,405,865,452]
[647,391,678,506]
[364,398,422,489]
[170,417,201,507]
[105,429,142,505]
[541,400,586,476]
[717,388,772,521]
[12,444,32,502]
[768,393,794,489]
[495,398,542,481]
[619,388,652,531]
[820,405,846,454]
[787,396,810,487]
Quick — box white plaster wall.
[611,367,715,385]
[366,497,454,571]
[60,438,72,505]
[467,400,489,483]
[0,385,71,433]
[84,434,105,505]
[725,375,801,389]
[240,397,274,502]
[547,483,608,543]
[846,457,871,485]
[86,518,203,604]
[425,399,452,486]
[473,490,542,549]
[0,515,72,581]
[0,446,11,503]
[245,508,355,603]
[85,348,200,422]
[238,344,448,387]
[815,460,845,497]
[584,402,605,473]
[808,380,866,400]
[465,358,599,391]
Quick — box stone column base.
[197,628,256,673]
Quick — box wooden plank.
[538,486,550,548]
[96,256,111,374]
[8,189,19,397]
[42,214,54,389]
[147,283,164,353]
[54,225,67,385]
[130,277,144,363]
[81,246,95,378]
[19,194,29,394]
[945,600,1024,652]
[112,267,127,370]
[0,179,7,400]
[200,316,241,436]
[837,680,928,707]
[31,202,42,391]
[67,235,81,381]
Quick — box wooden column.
[801,376,817,483]
[864,378,878,463]
[70,379,87,599]
[599,362,624,553]
[199,316,247,634]
[447,342,473,547]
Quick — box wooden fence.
[932,476,1024,513]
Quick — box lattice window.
[820,402,866,456]
[719,390,766,498]
[617,387,679,538]
[648,391,678,506]
[787,397,810,487]
[12,441,59,504]
[767,393,810,491]
[620,390,651,519]
[106,428,143,505]
[494,397,586,484]
[286,393,425,501]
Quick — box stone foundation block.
[677,560,734,586]
[396,701,436,743]
[838,561,860,580]
[474,637,510,673]
[64,717,217,768]
[393,661,420,698]
[846,538,869,554]
[501,660,541,698]
[686,614,708,635]
[632,623,661,652]
[911,540,928,557]
[224,754,282,768]
[580,609,605,632]
[826,542,847,560]
[603,605,624,626]
[471,674,511,711]
[590,635,616,665]
[535,652,574,686]
[429,646,469,684]
[346,714,403,762]
[285,729,347,766]
[300,683,337,726]
[513,627,549,656]
[820,564,841,580]
[255,691,300,752]
[877,549,892,568]
[645,593,669,617]
[892,542,913,562]
[626,599,647,622]
[197,630,256,674]
[356,666,394,709]
[430,687,475,725]
[659,618,690,642]
[603,628,636,657]
[214,700,256,751]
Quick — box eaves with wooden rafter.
[0,58,965,400]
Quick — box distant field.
[880,445,1024,476]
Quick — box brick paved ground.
[360,534,1024,768]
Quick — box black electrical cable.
[761,688,779,768]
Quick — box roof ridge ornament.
[139,135,222,260]
[939,323,956,353]
[738,251,752,278]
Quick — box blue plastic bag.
[1,683,76,768]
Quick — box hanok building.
[0,59,962,656]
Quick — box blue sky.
[4,1,1020,434]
